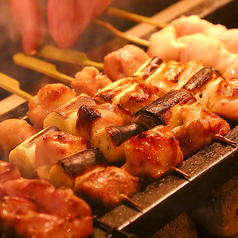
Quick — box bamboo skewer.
[214,134,237,146]
[170,166,191,181]
[0,73,33,101]
[13,53,74,84]
[92,18,150,47]
[119,193,143,212]
[106,7,168,29]
[37,45,104,70]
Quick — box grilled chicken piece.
[1,178,92,238]
[0,119,35,161]
[34,131,87,180]
[173,102,230,158]
[80,166,139,207]
[116,82,161,115]
[171,15,238,54]
[147,25,238,78]
[103,44,150,81]
[136,57,204,94]
[94,76,162,115]
[123,125,183,179]
[94,76,144,104]
[27,83,77,130]
[0,161,21,183]
[70,66,112,96]
[209,78,238,120]
[76,103,131,141]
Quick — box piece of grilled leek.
[91,123,144,163]
[182,66,224,107]
[49,148,107,191]
[9,126,59,178]
[132,90,196,130]
[43,93,96,134]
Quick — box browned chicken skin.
[27,83,77,130]
[0,161,92,238]
[123,125,183,179]
[80,166,139,207]
[71,66,112,96]
[173,102,230,158]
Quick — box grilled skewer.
[49,148,141,209]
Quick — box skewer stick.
[214,134,237,146]
[37,45,104,70]
[119,193,143,212]
[92,18,150,47]
[13,53,74,84]
[170,165,191,181]
[0,72,33,101]
[106,7,168,29]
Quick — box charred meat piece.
[27,83,77,130]
[1,178,92,238]
[70,66,112,97]
[172,102,230,158]
[80,166,140,207]
[0,161,92,238]
[123,125,183,179]
[34,131,87,180]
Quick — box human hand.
[9,0,112,54]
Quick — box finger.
[47,0,96,49]
[9,0,45,54]
[92,0,113,17]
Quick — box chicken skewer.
[49,148,141,209]
[93,89,231,162]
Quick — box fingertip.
[47,0,94,49]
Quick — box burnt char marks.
[142,57,163,80]
[183,66,222,92]
[106,123,145,147]
[76,105,101,137]
[58,148,107,178]
[132,90,196,129]
[95,77,138,103]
